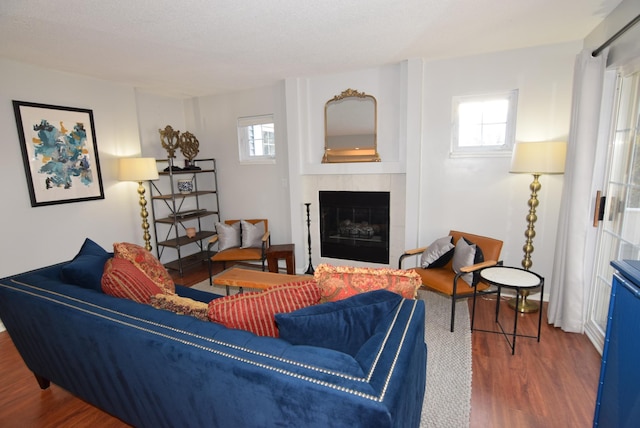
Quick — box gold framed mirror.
[323,88,380,163]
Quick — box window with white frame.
[237,114,275,163]
[451,90,518,156]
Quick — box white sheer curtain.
[547,49,608,332]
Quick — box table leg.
[286,253,295,275]
[511,288,520,355]
[536,281,544,341]
[471,284,478,330]
[267,254,279,273]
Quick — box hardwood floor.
[469,295,601,427]
[0,332,126,427]
[0,264,602,427]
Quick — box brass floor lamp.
[118,157,159,252]
[509,141,566,313]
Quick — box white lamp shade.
[118,157,159,181]
[510,141,567,174]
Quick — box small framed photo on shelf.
[13,100,104,207]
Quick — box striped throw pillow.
[207,280,321,337]
[113,242,175,295]
[101,257,164,304]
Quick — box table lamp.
[118,157,159,252]
[509,141,566,312]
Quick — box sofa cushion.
[452,237,485,285]
[240,219,265,248]
[207,280,321,337]
[420,235,454,268]
[313,264,421,302]
[113,242,175,294]
[150,293,210,321]
[101,257,164,303]
[61,238,112,291]
[276,289,402,356]
[215,221,241,251]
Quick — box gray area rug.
[418,289,472,428]
[191,278,472,428]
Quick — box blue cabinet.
[593,260,640,427]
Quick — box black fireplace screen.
[319,191,390,264]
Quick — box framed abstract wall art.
[13,101,104,207]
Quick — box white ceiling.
[0,0,622,98]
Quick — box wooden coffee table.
[212,267,311,294]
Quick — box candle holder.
[305,203,314,275]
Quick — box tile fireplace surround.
[303,173,406,268]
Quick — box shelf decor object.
[179,131,201,170]
[177,178,193,194]
[118,157,160,252]
[509,141,566,313]
[13,100,105,207]
[159,125,181,171]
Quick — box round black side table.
[472,266,544,355]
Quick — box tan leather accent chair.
[207,219,270,284]
[398,230,503,332]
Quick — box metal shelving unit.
[149,158,220,276]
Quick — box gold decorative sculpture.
[159,125,181,159]
[329,88,368,101]
[179,131,200,170]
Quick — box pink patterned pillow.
[113,242,175,295]
[101,258,164,304]
[313,264,421,302]
[207,280,321,337]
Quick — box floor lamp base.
[508,293,539,313]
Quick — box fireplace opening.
[319,191,390,264]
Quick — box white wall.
[0,58,147,279]
[187,83,293,245]
[279,43,578,297]
[419,42,580,293]
[135,90,187,160]
[285,63,414,268]
[584,0,640,71]
[289,64,407,176]
[275,42,578,303]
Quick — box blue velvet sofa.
[0,262,427,428]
